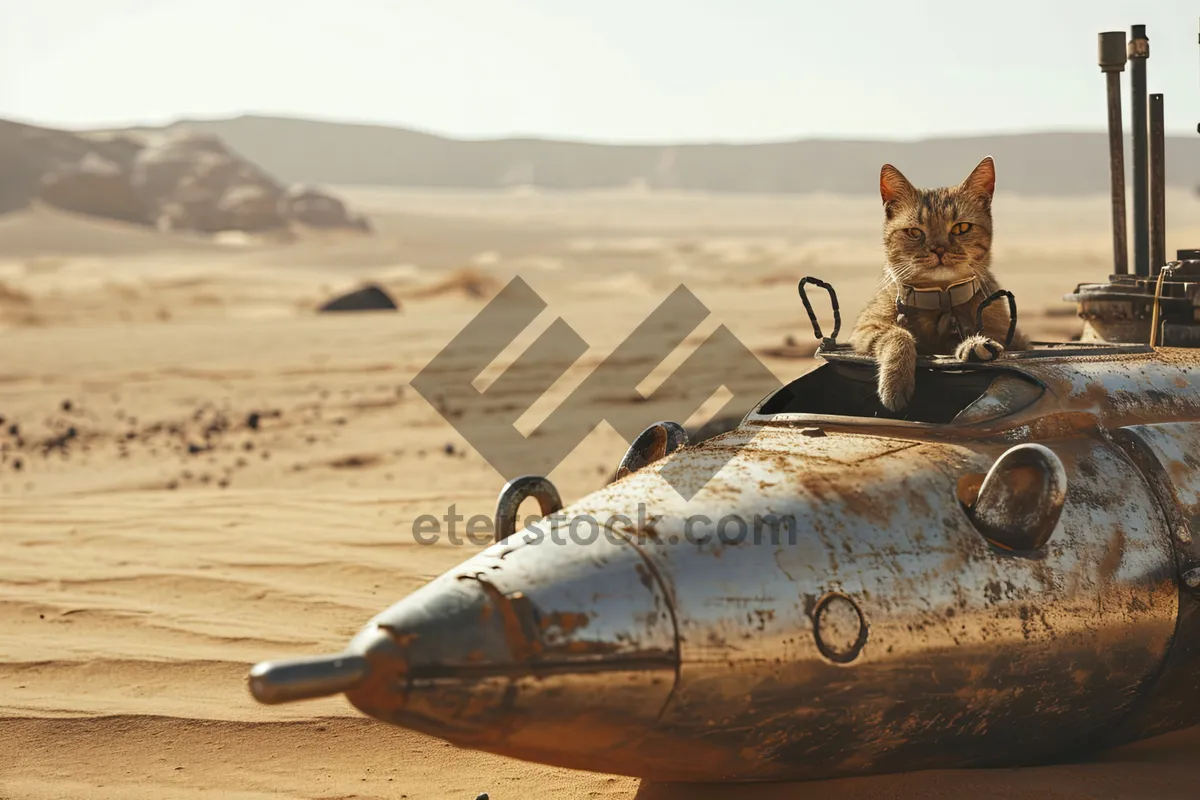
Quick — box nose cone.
[249,653,370,704]
[337,524,678,768]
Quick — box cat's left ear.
[961,156,996,205]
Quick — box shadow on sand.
[633,724,1200,800]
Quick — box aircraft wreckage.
[247,19,1200,783]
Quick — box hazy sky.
[2,0,1197,142]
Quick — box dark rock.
[281,184,367,229]
[318,284,400,313]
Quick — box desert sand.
[4,186,1200,799]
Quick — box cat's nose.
[931,245,947,263]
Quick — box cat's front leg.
[876,328,917,411]
[955,334,1005,363]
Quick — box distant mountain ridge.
[86,114,1200,196]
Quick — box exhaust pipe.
[1099,31,1129,276]
[1149,93,1166,275]
[1129,24,1150,277]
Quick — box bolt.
[1184,568,1200,589]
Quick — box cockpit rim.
[744,340,1152,432]
[814,340,1153,365]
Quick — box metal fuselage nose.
[339,522,679,765]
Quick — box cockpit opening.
[756,359,1044,425]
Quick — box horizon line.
[7,110,1198,148]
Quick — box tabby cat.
[849,156,1027,412]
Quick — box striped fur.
[849,156,1027,412]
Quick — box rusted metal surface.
[965,443,1067,551]
[1104,422,1200,745]
[594,427,1175,779]
[249,344,1198,780]
[342,518,676,763]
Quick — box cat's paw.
[878,367,915,412]
[955,335,1004,363]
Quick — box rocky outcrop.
[0,118,370,236]
[37,153,147,225]
[134,131,289,233]
[281,185,370,231]
[0,120,90,215]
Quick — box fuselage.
[250,343,1200,781]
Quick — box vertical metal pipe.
[1129,25,1150,276]
[1099,32,1129,276]
[1149,93,1166,275]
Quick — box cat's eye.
[903,228,924,241]
[951,222,972,235]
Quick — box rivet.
[1183,568,1200,589]
[1178,525,1193,545]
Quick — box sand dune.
[0,205,233,258]
[3,187,1200,798]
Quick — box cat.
[849,156,1027,412]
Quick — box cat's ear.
[961,156,996,204]
[880,164,915,219]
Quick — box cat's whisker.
[852,155,1022,415]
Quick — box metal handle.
[797,277,841,342]
[613,421,689,482]
[976,290,1018,349]
[495,475,563,543]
